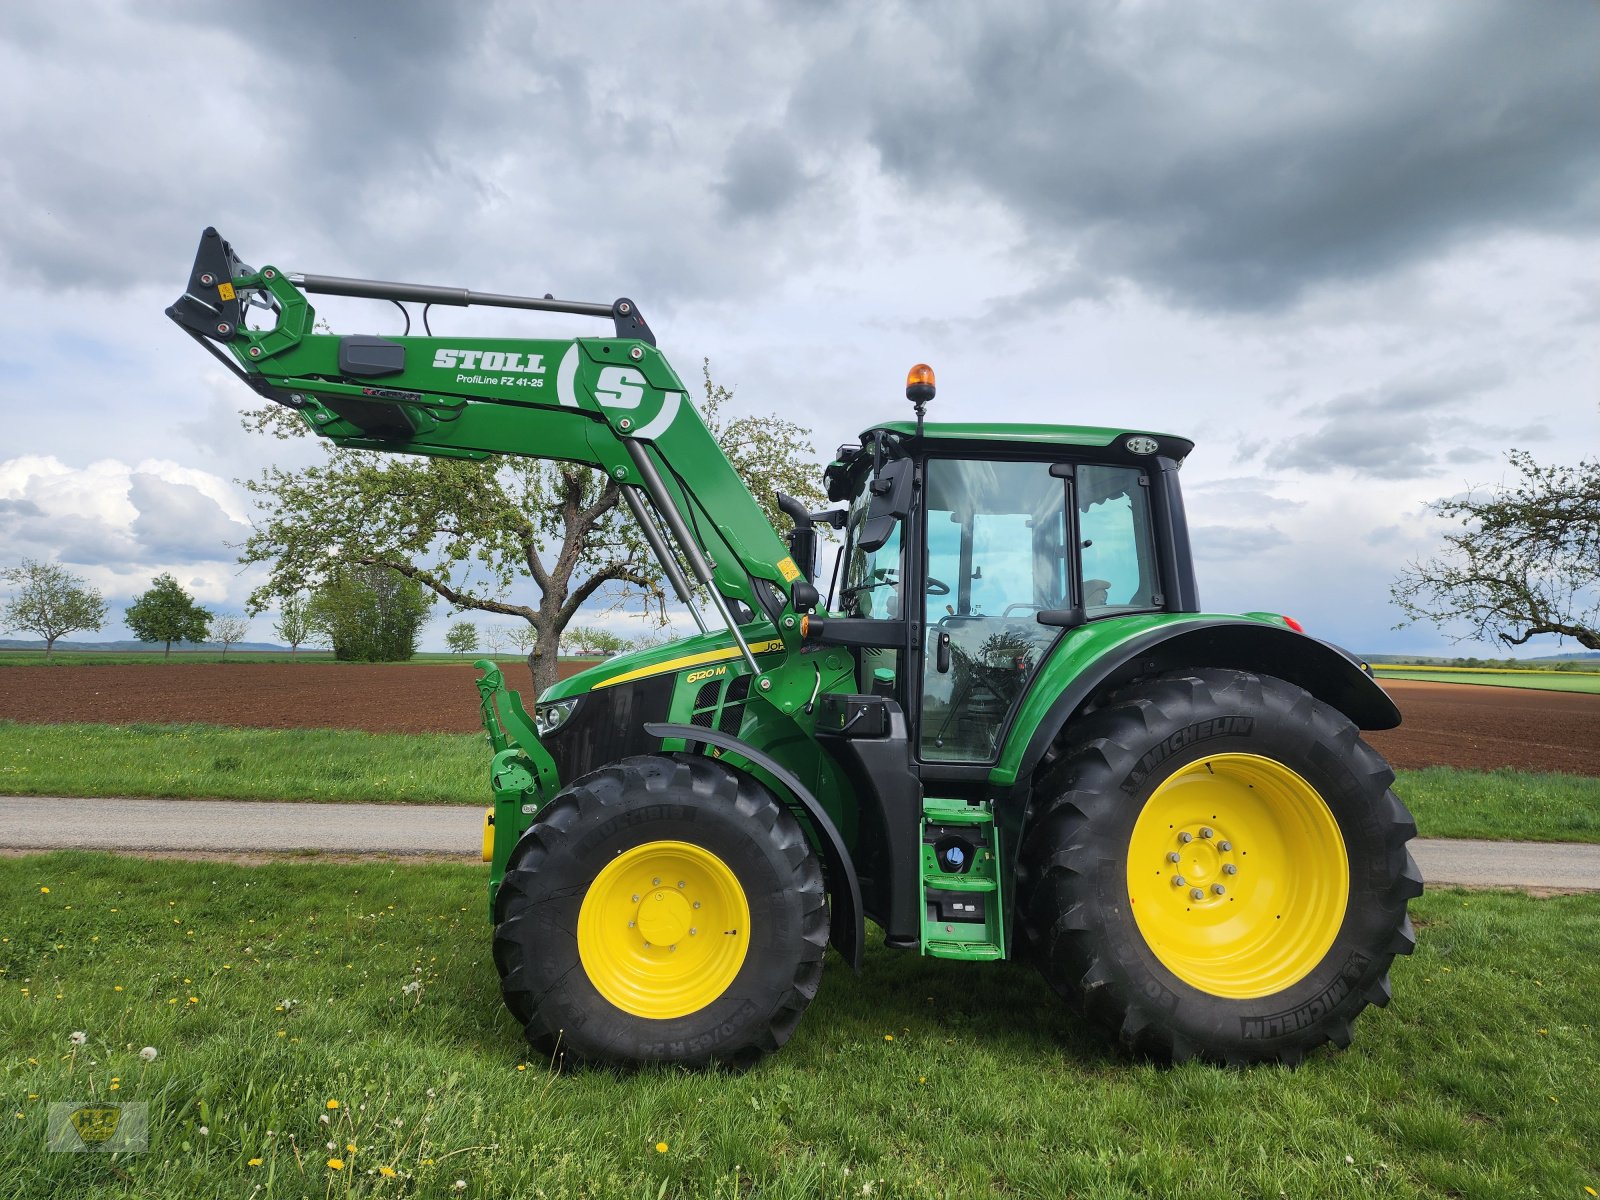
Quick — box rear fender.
[998,617,1398,790]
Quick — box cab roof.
[865,420,1192,458]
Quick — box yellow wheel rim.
[1126,753,1349,999]
[577,840,751,1019]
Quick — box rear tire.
[1019,668,1421,1065]
[493,754,828,1068]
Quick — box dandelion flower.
[113,986,123,993]
[199,1126,209,1137]
[40,887,48,894]
[139,1047,157,1062]
[109,1083,119,1091]
[326,1099,340,1110]
[69,1032,87,1047]
[188,997,199,1005]
[248,1158,263,1167]
[883,1034,893,1041]
[655,1141,668,1153]
[454,1182,466,1192]
[379,1165,397,1177]
[346,1143,357,1153]
[327,1157,344,1170]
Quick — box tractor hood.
[539,627,787,704]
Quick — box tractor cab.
[816,373,1196,775]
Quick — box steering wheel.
[1003,603,1042,617]
[926,577,950,596]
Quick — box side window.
[1078,466,1157,612]
[841,472,903,621]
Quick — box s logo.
[593,366,646,409]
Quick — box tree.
[211,614,250,656]
[273,594,317,658]
[125,573,212,659]
[239,360,823,693]
[445,619,480,656]
[482,625,508,655]
[508,624,537,656]
[0,558,108,661]
[305,567,431,662]
[567,625,630,656]
[1393,450,1600,651]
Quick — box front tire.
[1020,669,1421,1065]
[493,754,828,1068]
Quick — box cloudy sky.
[2,1,1596,655]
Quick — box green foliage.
[1394,449,1600,650]
[271,594,317,657]
[305,568,430,662]
[238,361,822,693]
[564,625,630,655]
[444,619,479,656]
[3,856,1599,1198]
[0,558,107,660]
[124,573,211,660]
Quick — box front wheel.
[493,754,828,1068]
[1020,668,1421,1065]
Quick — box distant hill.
[1366,651,1600,667]
[0,638,289,653]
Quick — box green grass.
[4,721,1600,843]
[1374,667,1600,694]
[1397,767,1600,843]
[2,854,1597,1198]
[0,722,485,805]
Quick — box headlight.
[534,698,578,736]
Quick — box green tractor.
[170,228,1420,1069]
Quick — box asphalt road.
[3,796,1599,891]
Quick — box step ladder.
[920,797,1007,961]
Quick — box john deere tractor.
[170,228,1420,1069]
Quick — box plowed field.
[1,664,1596,775]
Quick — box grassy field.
[2,853,1597,1198]
[1373,666,1600,695]
[0,651,606,668]
[3,721,1599,843]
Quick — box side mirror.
[1036,604,1087,630]
[859,459,912,553]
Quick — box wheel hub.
[577,841,750,1019]
[1126,753,1349,999]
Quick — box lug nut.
[1178,832,1193,844]
[1166,852,1181,864]
[1199,827,1214,839]
[692,901,701,909]
[631,894,640,903]
[1219,841,1232,851]
[652,877,661,886]
[1190,888,1205,901]
[1213,885,1226,896]
[689,928,697,936]
[1172,875,1187,887]
[678,881,686,889]
[627,920,635,928]
[1223,864,1238,876]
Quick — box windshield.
[838,466,903,621]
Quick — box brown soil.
[1,664,1596,776]
[1363,679,1600,776]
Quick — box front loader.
[170,228,1421,1068]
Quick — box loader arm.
[167,228,812,664]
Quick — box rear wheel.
[1020,668,1421,1065]
[494,754,828,1068]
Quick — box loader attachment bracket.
[166,226,247,341]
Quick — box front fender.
[644,722,865,972]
